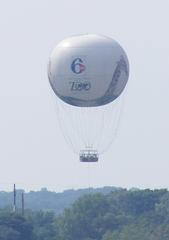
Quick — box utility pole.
[13,184,16,213]
[21,192,24,216]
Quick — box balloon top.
[57,34,119,48]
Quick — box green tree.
[0,213,33,240]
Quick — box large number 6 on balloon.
[71,58,85,74]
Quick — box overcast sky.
[0,0,169,192]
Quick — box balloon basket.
[80,149,98,162]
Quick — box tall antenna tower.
[21,192,24,216]
[13,184,16,213]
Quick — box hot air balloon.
[48,34,129,162]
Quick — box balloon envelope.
[48,34,129,107]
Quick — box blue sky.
[0,0,169,192]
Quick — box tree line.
[0,188,169,240]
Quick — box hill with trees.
[0,186,119,214]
